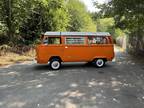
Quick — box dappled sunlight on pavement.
[114,45,144,66]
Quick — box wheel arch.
[49,56,63,62]
[92,57,107,62]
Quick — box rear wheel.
[94,59,105,68]
[50,58,61,70]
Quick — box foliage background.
[0,0,143,55]
[0,0,96,46]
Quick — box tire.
[50,58,61,70]
[94,59,105,68]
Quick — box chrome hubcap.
[51,61,60,69]
[96,59,104,67]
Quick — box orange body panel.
[36,35,114,64]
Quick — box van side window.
[65,37,85,45]
[88,37,107,44]
[43,37,61,45]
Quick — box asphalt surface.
[0,49,144,108]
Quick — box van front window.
[43,37,61,45]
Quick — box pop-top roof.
[44,32,111,36]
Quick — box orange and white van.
[36,32,114,70]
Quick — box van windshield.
[43,37,61,45]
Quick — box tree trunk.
[4,0,15,45]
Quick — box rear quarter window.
[88,36,108,44]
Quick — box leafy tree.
[0,0,16,44]
[94,0,144,53]
[67,0,96,32]
[0,0,96,45]
[20,0,70,45]
[0,0,35,45]
[47,0,70,31]
[0,0,70,45]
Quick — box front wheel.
[50,59,61,70]
[94,59,105,68]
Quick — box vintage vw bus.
[36,32,114,70]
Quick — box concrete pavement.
[0,47,144,108]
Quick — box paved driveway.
[0,49,144,108]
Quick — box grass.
[0,49,35,67]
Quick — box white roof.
[44,32,110,36]
[44,32,61,36]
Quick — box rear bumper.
[107,57,114,61]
